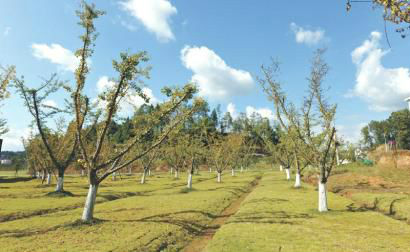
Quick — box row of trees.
[361,109,410,150]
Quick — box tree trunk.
[187,173,192,189]
[294,170,301,188]
[128,166,132,175]
[231,168,235,176]
[56,176,64,192]
[46,172,52,185]
[81,169,85,177]
[41,170,45,181]
[170,167,173,174]
[285,168,290,180]
[141,170,146,184]
[209,167,212,173]
[280,165,283,172]
[81,183,98,221]
[174,169,179,178]
[112,172,116,181]
[148,169,151,176]
[217,172,222,183]
[240,166,243,173]
[318,181,328,212]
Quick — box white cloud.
[3,27,11,37]
[43,99,58,108]
[31,43,79,72]
[336,123,367,143]
[226,103,238,119]
[95,76,158,115]
[290,22,325,45]
[181,46,254,101]
[120,0,177,42]
[1,127,31,151]
[349,31,410,112]
[246,106,275,122]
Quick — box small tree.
[260,49,338,212]
[0,66,15,137]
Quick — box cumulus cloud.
[120,0,177,42]
[290,22,325,45]
[3,27,11,37]
[1,127,31,151]
[349,31,410,112]
[181,46,254,101]
[31,43,79,72]
[336,123,367,143]
[246,106,275,122]
[95,76,158,115]
[226,103,238,119]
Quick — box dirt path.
[182,176,261,252]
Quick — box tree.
[0,66,15,137]
[260,49,338,212]
[347,0,410,38]
[68,2,203,222]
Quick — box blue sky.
[1,0,410,151]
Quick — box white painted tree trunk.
[148,169,151,176]
[170,167,173,174]
[112,172,116,181]
[318,181,328,212]
[41,171,45,181]
[231,168,235,176]
[209,167,212,173]
[187,174,192,189]
[141,170,146,184]
[280,165,283,172]
[56,177,64,192]
[294,172,301,188]
[36,171,40,178]
[81,169,85,177]
[81,184,98,221]
[217,172,222,183]
[46,173,51,185]
[240,166,243,173]
[285,168,290,180]
[175,170,179,178]
[128,166,132,175]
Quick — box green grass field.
[1,164,410,252]
[204,171,410,252]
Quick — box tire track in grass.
[182,175,262,252]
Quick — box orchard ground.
[0,162,409,252]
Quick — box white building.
[0,159,12,165]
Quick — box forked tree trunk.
[217,172,222,183]
[46,173,51,185]
[318,181,328,212]
[187,173,193,189]
[294,170,301,188]
[141,170,147,184]
[231,168,235,176]
[285,168,290,181]
[82,183,98,221]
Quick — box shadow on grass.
[0,177,34,183]
[227,210,313,225]
[45,191,75,197]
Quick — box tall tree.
[70,2,203,222]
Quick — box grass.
[204,171,410,252]
[0,170,261,252]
